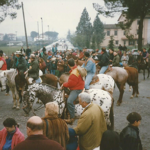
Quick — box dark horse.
[15,73,58,103]
[137,55,149,80]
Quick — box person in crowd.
[112,51,120,67]
[82,52,96,90]
[26,54,41,84]
[43,51,48,63]
[74,92,107,150]
[51,57,57,75]
[13,116,64,150]
[0,118,24,150]
[46,58,51,74]
[61,58,84,124]
[142,48,149,63]
[109,49,114,64]
[13,50,27,78]
[42,46,46,53]
[123,45,127,52]
[100,130,122,150]
[118,49,123,58]
[121,51,129,66]
[57,56,65,77]
[39,57,46,74]
[52,45,57,55]
[66,128,78,150]
[42,102,69,148]
[120,112,142,150]
[26,47,31,58]
[20,47,25,54]
[5,56,11,70]
[79,49,84,60]
[98,47,109,74]
[48,51,52,56]
[118,44,123,52]
[0,50,7,71]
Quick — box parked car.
[131,49,139,55]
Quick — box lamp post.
[48,25,49,42]
[41,17,43,47]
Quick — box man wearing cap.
[112,51,120,67]
[13,51,27,78]
[82,52,96,90]
[0,50,7,70]
[98,47,109,74]
[27,54,40,83]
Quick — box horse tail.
[108,98,114,130]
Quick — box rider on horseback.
[61,58,84,124]
[27,54,41,84]
[0,50,7,71]
[142,48,149,64]
[82,52,96,90]
[13,51,27,78]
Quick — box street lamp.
[41,17,43,47]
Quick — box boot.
[64,118,75,125]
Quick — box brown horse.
[124,67,139,98]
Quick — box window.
[107,31,110,36]
[115,40,118,45]
[124,41,126,45]
[129,40,135,45]
[114,30,118,36]
[137,29,139,34]
[124,31,126,35]
[137,20,140,25]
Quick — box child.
[120,112,142,150]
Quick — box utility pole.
[21,2,28,48]
[48,25,49,42]
[41,17,43,47]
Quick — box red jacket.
[63,66,84,90]
[0,57,7,70]
[0,127,25,150]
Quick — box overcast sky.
[0,0,120,38]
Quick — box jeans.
[99,66,108,74]
[85,73,95,90]
[67,90,82,118]
[51,70,55,75]
[35,77,42,83]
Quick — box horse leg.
[130,85,135,99]
[129,86,132,92]
[116,83,124,106]
[16,92,20,110]
[136,84,139,97]
[19,90,22,103]
[147,67,149,78]
[12,93,16,109]
[143,69,145,80]
[107,99,114,130]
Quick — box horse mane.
[39,83,60,91]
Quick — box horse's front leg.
[147,67,149,78]
[130,85,135,99]
[116,83,124,106]
[143,69,145,80]
[16,91,20,110]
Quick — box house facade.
[101,14,150,48]
[0,34,4,41]
[7,34,16,41]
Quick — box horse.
[124,67,139,99]
[105,67,128,106]
[0,71,7,91]
[137,55,149,80]
[22,83,113,130]
[2,69,20,109]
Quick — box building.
[0,33,4,41]
[7,33,16,41]
[101,14,150,48]
[34,34,52,41]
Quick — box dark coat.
[120,124,142,150]
[5,58,11,69]
[28,59,39,80]
[98,52,109,67]
[26,48,31,56]
[42,115,69,149]
[13,56,27,72]
[112,55,120,66]
[46,61,52,71]
[13,135,65,150]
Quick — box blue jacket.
[82,58,96,74]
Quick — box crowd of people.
[0,44,147,150]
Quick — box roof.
[104,24,121,29]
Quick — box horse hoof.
[24,113,29,117]
[116,103,121,106]
[130,95,133,99]
[5,93,10,96]
[12,106,16,109]
[136,94,139,97]
[16,107,20,110]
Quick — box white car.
[17,43,23,46]
[7,43,14,46]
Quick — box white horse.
[0,70,7,91]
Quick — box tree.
[3,34,10,41]
[93,15,105,49]
[66,30,71,41]
[76,8,93,48]
[45,31,59,41]
[108,36,115,50]
[91,35,96,50]
[0,0,21,23]
[30,31,38,41]
[93,0,150,50]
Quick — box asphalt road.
[0,72,150,150]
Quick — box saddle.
[90,75,99,85]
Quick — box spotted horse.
[22,83,113,130]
